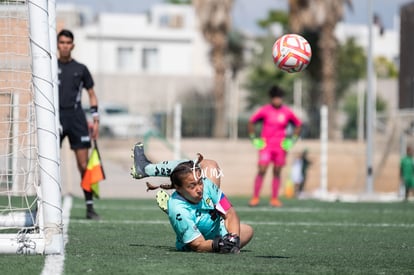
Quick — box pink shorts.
[258,146,286,167]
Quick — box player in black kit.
[57,29,100,220]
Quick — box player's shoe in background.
[248,197,260,207]
[131,142,151,179]
[269,198,283,207]
[156,190,169,214]
[86,208,100,220]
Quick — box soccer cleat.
[248,197,260,207]
[156,190,169,214]
[131,142,151,179]
[269,198,283,207]
[86,209,100,220]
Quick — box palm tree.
[289,0,352,140]
[193,0,233,138]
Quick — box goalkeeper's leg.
[130,142,222,187]
[240,223,254,249]
[131,142,188,179]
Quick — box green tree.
[375,56,398,78]
[342,93,387,139]
[193,0,233,138]
[164,0,191,4]
[342,94,359,139]
[257,10,289,30]
[227,29,245,79]
[336,37,366,100]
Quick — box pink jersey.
[249,104,301,148]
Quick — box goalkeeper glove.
[212,233,241,254]
[249,134,266,150]
[281,135,298,151]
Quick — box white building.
[57,3,215,119]
[72,6,211,77]
[335,21,400,64]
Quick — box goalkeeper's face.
[175,171,204,204]
[270,96,283,108]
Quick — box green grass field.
[1,196,414,275]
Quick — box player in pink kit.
[247,85,301,207]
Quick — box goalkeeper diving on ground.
[130,142,254,253]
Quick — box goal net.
[0,0,63,254]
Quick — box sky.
[57,0,413,34]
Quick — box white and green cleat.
[156,190,169,214]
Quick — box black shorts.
[60,107,91,150]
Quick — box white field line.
[71,205,327,213]
[41,196,72,275]
[70,219,414,228]
[71,204,413,214]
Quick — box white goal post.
[0,0,63,254]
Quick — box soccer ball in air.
[272,34,312,73]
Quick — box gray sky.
[57,0,413,34]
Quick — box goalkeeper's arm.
[293,124,302,140]
[187,234,240,253]
[187,235,217,253]
[247,121,255,138]
[223,207,241,238]
[213,207,241,253]
[186,207,242,253]
[288,124,302,144]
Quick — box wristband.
[90,105,99,120]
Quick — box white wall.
[335,22,399,63]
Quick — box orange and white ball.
[272,34,312,73]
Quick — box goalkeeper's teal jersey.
[167,178,231,251]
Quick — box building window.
[117,47,134,71]
[159,15,169,27]
[169,14,183,28]
[142,48,158,72]
[158,14,183,28]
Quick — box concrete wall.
[61,138,402,200]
